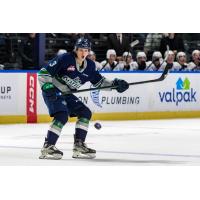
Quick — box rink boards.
[0,71,200,123]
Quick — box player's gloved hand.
[112,78,129,93]
[42,83,57,101]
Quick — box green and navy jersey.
[38,52,112,93]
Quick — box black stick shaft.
[69,65,169,94]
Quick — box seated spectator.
[87,50,103,70]
[100,49,118,71]
[159,50,181,71]
[107,33,130,61]
[174,52,188,71]
[144,33,163,58]
[131,52,148,70]
[187,50,200,71]
[146,51,164,71]
[159,33,185,56]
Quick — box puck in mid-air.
[94,122,102,130]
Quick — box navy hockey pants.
[42,92,92,120]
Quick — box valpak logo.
[159,77,197,106]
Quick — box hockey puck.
[94,122,102,130]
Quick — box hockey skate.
[39,142,63,160]
[72,139,96,159]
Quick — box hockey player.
[131,52,148,70]
[111,52,134,71]
[146,51,164,71]
[187,50,200,71]
[174,52,188,71]
[38,38,129,160]
[87,50,102,71]
[158,50,180,71]
[100,49,119,71]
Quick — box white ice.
[0,119,200,165]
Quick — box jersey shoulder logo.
[67,65,75,71]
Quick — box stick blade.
[130,40,139,48]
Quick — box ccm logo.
[29,75,35,113]
[27,73,37,123]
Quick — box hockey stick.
[125,40,139,63]
[130,39,140,49]
[67,46,170,94]
[124,40,139,70]
[69,64,169,94]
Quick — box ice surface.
[0,119,200,165]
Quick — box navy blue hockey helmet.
[74,37,91,50]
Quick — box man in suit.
[107,33,130,61]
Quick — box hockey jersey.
[145,61,165,71]
[38,53,113,94]
[114,61,136,71]
[158,62,182,71]
[100,60,119,71]
[187,61,200,71]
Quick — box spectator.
[87,50,103,70]
[107,33,130,60]
[174,52,188,71]
[159,33,185,56]
[144,33,163,58]
[187,50,200,71]
[131,52,148,70]
[100,49,118,71]
[146,51,164,71]
[19,33,37,70]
